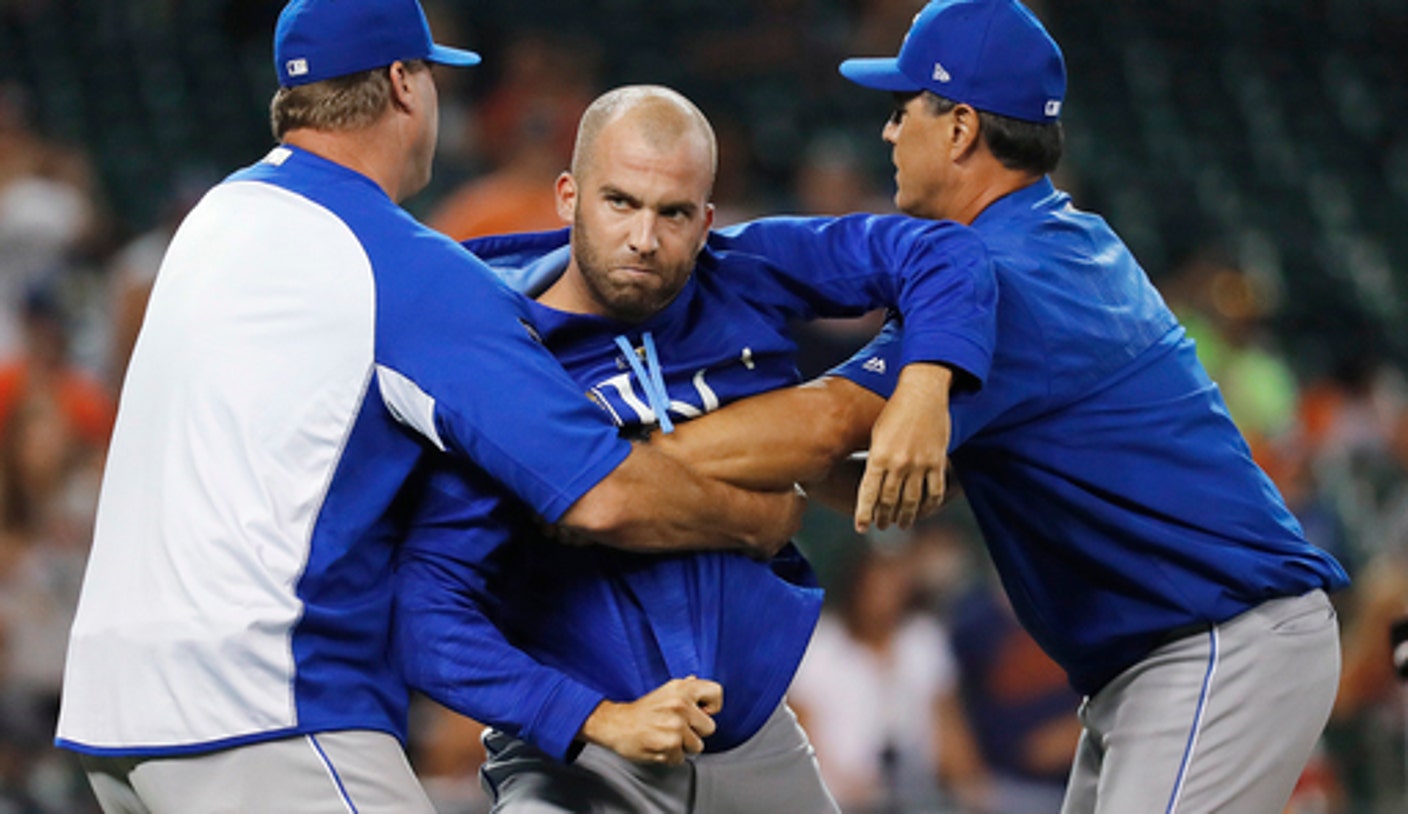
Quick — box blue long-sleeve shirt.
[393,215,996,760]
[834,178,1349,695]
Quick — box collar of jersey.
[262,143,391,199]
[971,175,1064,233]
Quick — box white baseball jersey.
[56,145,629,756]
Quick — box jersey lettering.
[589,367,721,428]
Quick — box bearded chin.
[569,208,691,321]
[568,222,645,320]
[601,282,657,323]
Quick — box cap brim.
[428,44,481,67]
[839,57,919,92]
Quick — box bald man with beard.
[393,85,997,814]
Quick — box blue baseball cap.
[274,0,481,88]
[839,0,1066,124]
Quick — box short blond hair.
[270,60,428,140]
[571,85,718,180]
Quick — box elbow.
[558,491,621,538]
[556,479,651,548]
[801,378,880,478]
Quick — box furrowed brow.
[599,184,643,207]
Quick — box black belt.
[1154,621,1210,648]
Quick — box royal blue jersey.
[393,215,996,759]
[834,178,1349,695]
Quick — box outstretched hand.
[578,676,723,765]
[854,363,953,533]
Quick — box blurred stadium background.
[1,0,1406,812]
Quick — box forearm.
[558,442,801,556]
[934,691,991,811]
[854,362,955,532]
[648,376,884,490]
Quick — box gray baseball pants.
[81,730,436,814]
[1060,589,1340,814]
[482,702,840,814]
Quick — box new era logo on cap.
[839,0,1067,124]
[286,58,309,78]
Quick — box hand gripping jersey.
[393,216,997,760]
[56,146,631,756]
[834,178,1349,695]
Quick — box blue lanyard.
[613,332,675,434]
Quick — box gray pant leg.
[693,704,839,814]
[1061,590,1340,814]
[83,730,436,814]
[483,704,839,814]
[482,729,692,814]
[1061,728,1100,814]
[85,757,151,814]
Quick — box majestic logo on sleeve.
[862,356,887,374]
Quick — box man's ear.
[950,104,982,160]
[554,172,577,224]
[387,61,416,114]
[696,202,716,254]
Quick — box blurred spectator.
[681,0,850,193]
[0,392,100,725]
[428,33,598,240]
[1299,357,1407,570]
[1299,355,1402,469]
[1162,253,1299,462]
[0,286,107,721]
[0,376,104,814]
[845,0,928,57]
[949,575,1081,814]
[1369,407,1408,553]
[408,698,491,814]
[706,117,770,227]
[1326,546,1407,812]
[1290,355,1408,811]
[104,170,213,390]
[791,132,891,217]
[1262,437,1351,568]
[790,542,988,813]
[0,287,114,456]
[686,0,841,85]
[0,726,46,813]
[0,83,106,362]
[904,518,980,614]
[1282,742,1348,814]
[788,133,891,379]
